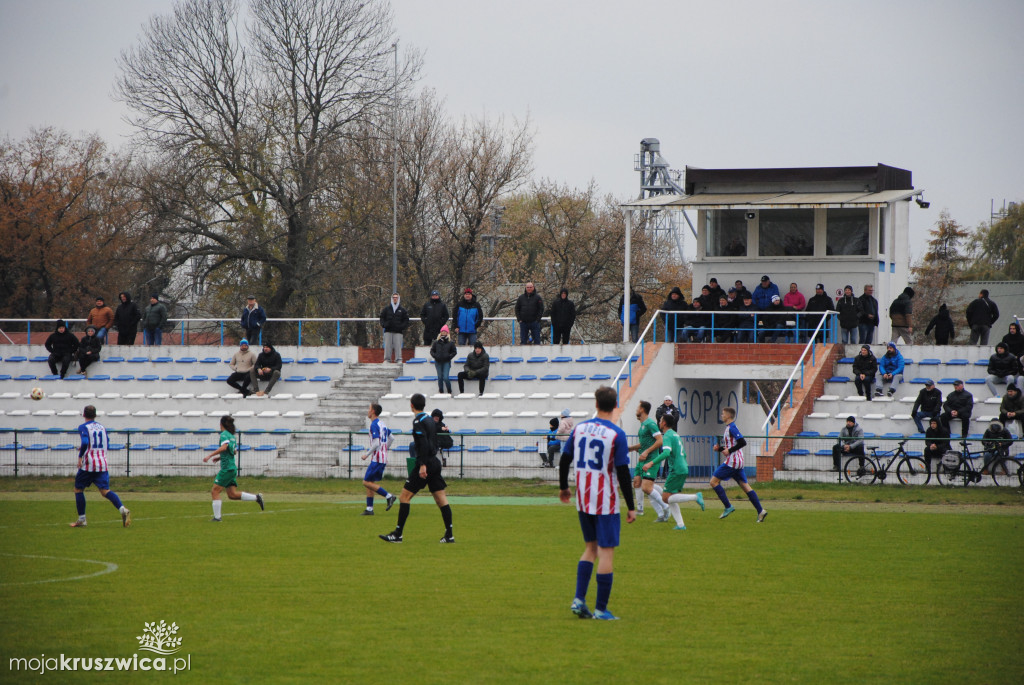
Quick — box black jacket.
[379,300,410,333]
[982,426,1012,453]
[851,352,878,378]
[420,298,450,337]
[925,425,950,453]
[925,305,956,343]
[912,387,943,415]
[1000,327,1024,357]
[965,296,999,327]
[515,289,544,323]
[430,336,457,364]
[255,344,282,373]
[78,332,102,361]
[549,289,577,330]
[857,293,879,326]
[943,389,974,417]
[45,323,79,357]
[410,411,439,465]
[988,351,1021,378]
[113,293,142,331]
[836,294,862,329]
[661,287,688,329]
[463,347,489,379]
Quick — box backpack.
[940,451,961,470]
[437,431,454,451]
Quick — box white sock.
[649,485,666,514]
[634,488,644,508]
[241,492,257,502]
[669,503,684,526]
[119,505,128,514]
[667,493,699,504]
[212,500,222,518]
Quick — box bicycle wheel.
[934,457,962,487]
[896,456,930,485]
[844,455,877,484]
[990,458,1019,487]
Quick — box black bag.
[437,431,454,451]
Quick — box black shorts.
[404,457,447,494]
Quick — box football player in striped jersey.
[70,405,131,528]
[360,403,397,515]
[559,386,635,620]
[710,406,767,522]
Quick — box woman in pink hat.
[430,325,457,394]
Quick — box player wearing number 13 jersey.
[559,386,635,620]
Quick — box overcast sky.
[1,0,1022,261]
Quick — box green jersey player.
[643,413,704,529]
[628,401,667,520]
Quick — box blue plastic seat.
[405,357,428,364]
[787,449,811,456]
[254,444,277,452]
[838,357,855,364]
[454,358,468,364]
[527,357,548,363]
[237,444,252,452]
[283,376,306,382]
[600,356,622,363]
[153,444,176,451]
[590,374,611,381]
[882,433,905,439]
[503,357,524,364]
[51,443,76,451]
[828,376,850,383]
[552,356,572,363]
[516,375,538,381]
[480,428,501,435]
[30,355,49,363]
[815,449,833,456]
[6,356,27,363]
[39,375,60,381]
[297,358,318,365]
[162,375,184,382]
[947,359,968,366]
[455,428,477,435]
[64,374,85,381]
[176,357,198,363]
[0,374,10,381]
[310,376,331,382]
[519,445,538,453]
[153,357,172,363]
[200,357,222,364]
[419,376,438,382]
[540,375,561,381]
[271,428,292,434]
[280,358,294,364]
[467,445,490,453]
[492,375,513,382]
[322,358,343,364]
[137,375,159,381]
[89,374,110,381]
[212,375,229,382]
[178,444,202,451]
[910,378,931,384]
[187,375,209,382]
[25,444,48,451]
[113,375,135,381]
[506,428,526,435]
[796,431,820,437]
[107,443,125,451]
[394,376,415,382]
[104,357,124,363]
[918,359,940,366]
[974,359,988,366]
[494,445,515,452]
[965,378,985,385]
[565,374,586,381]
[576,356,597,363]
[131,443,152,451]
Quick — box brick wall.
[675,343,810,366]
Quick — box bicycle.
[934,440,1020,487]
[843,439,930,485]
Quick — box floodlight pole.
[623,209,632,343]
[391,41,399,295]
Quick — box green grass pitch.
[1,489,1022,684]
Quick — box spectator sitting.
[783,282,805,312]
[655,395,680,423]
[940,379,974,439]
[851,345,878,401]
[113,291,142,346]
[980,421,1012,473]
[544,418,560,468]
[241,295,266,344]
[86,297,114,342]
[832,415,864,471]
[1001,322,1024,358]
[925,304,956,345]
[707,278,726,304]
[250,342,282,397]
[681,299,706,343]
[758,295,792,343]
[875,342,905,398]
[732,280,752,302]
[45,320,79,379]
[457,342,489,395]
[753,275,781,310]
[733,293,758,343]
[557,407,575,450]
[911,379,942,434]
[998,384,1023,436]
[713,295,736,343]
[923,417,951,469]
[77,325,103,377]
[986,342,1021,396]
[227,339,257,397]
[431,408,454,466]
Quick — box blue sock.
[105,491,123,509]
[377,487,390,499]
[575,560,593,602]
[747,489,763,513]
[595,573,613,612]
[366,496,374,509]
[713,484,731,508]
[75,492,86,516]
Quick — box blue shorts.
[74,469,110,491]
[713,463,748,484]
[363,461,386,482]
[578,511,621,548]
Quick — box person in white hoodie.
[379,292,410,363]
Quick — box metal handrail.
[760,312,837,433]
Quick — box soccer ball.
[30,387,44,401]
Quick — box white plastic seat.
[257,410,281,418]
[209,409,230,418]
[477,393,500,400]
[504,393,526,400]
[49,392,72,400]
[553,393,575,400]
[528,393,550,400]
[133,410,156,417]
[172,393,195,400]
[197,393,220,400]
[32,409,56,416]
[233,410,255,418]
[570,411,589,418]
[492,411,514,418]
[393,411,414,418]
[1,392,21,400]
[543,410,560,418]
[517,410,539,418]
[222,393,243,400]
[807,412,830,419]
[123,393,146,400]
[97,393,120,400]
[183,410,205,418]
[73,392,97,400]
[270,393,294,400]
[443,411,464,418]
[7,409,29,416]
[861,413,886,420]
[467,411,488,419]
[295,393,319,400]
[429,393,452,400]
[108,410,130,417]
[147,393,171,400]
[817,394,840,401]
[381,393,404,400]
[890,413,912,420]
[58,409,80,417]
[579,392,595,399]
[158,410,181,417]
[843,396,867,402]
[282,410,306,419]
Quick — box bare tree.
[116,0,420,316]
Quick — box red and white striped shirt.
[368,418,390,464]
[77,420,109,472]
[722,422,744,469]
[566,418,629,515]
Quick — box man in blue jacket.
[876,342,905,398]
[454,288,483,345]
[241,295,267,344]
[752,275,781,311]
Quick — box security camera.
[915,199,930,209]
[745,211,756,220]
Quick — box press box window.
[758,209,814,256]
[705,210,747,256]
[826,208,869,255]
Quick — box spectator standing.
[77,325,103,376]
[940,379,974,439]
[250,342,282,397]
[429,325,457,395]
[515,282,544,345]
[923,417,951,469]
[876,342,905,398]
[619,289,648,343]
[783,282,806,311]
[142,294,168,346]
[889,287,915,344]
[832,415,864,471]
[925,304,956,345]
[86,297,114,342]
[45,320,79,379]
[857,284,879,344]
[549,288,577,345]
[655,395,680,424]
[836,285,862,345]
[911,379,943,434]
[986,342,1021,396]
[804,283,834,342]
[453,288,483,346]
[112,292,142,346]
[851,345,878,401]
[965,289,1000,345]
[420,290,450,346]
[379,293,409,364]
[227,339,257,397]
[240,295,266,344]
[998,384,1024,435]
[752,275,780,310]
[1001,322,1024,358]
[457,342,489,395]
[659,287,687,343]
